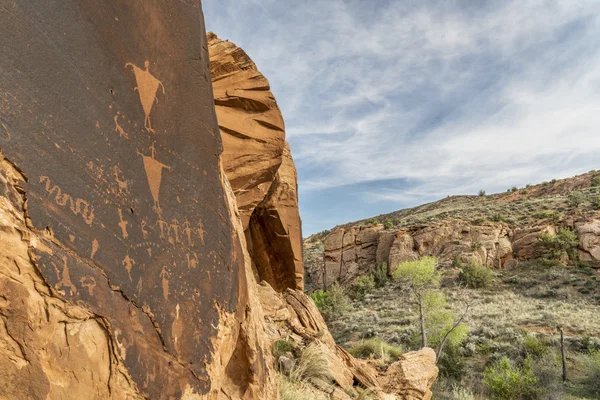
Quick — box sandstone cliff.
[0,3,437,399]
[306,172,600,289]
[208,33,303,292]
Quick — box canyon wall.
[309,217,600,289]
[208,33,303,292]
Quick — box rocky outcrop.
[575,219,600,264]
[257,282,438,399]
[311,214,600,289]
[0,2,276,398]
[315,220,515,289]
[208,33,303,292]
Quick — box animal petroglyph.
[39,176,95,225]
[114,115,129,139]
[138,143,171,212]
[125,61,165,132]
[79,276,97,295]
[113,166,129,195]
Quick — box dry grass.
[289,343,333,383]
[349,337,403,362]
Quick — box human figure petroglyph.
[51,255,77,296]
[138,143,171,214]
[90,239,99,259]
[160,266,170,301]
[39,176,95,225]
[141,219,149,240]
[186,252,198,270]
[183,219,193,246]
[117,208,129,239]
[125,61,165,133]
[197,220,206,246]
[122,254,135,281]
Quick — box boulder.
[380,348,439,400]
[575,219,600,264]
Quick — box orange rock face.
[208,33,304,291]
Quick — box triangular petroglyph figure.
[138,143,171,213]
[125,61,165,133]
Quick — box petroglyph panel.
[0,0,239,398]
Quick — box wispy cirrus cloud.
[203,0,600,234]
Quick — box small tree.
[479,189,486,197]
[567,191,585,208]
[392,257,440,348]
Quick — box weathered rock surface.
[379,348,438,400]
[257,282,438,399]
[207,33,286,226]
[208,33,303,291]
[0,2,275,398]
[316,220,516,289]
[313,215,600,289]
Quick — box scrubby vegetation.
[348,337,402,362]
[458,260,493,289]
[310,281,350,320]
[303,171,600,398]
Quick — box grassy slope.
[304,170,600,399]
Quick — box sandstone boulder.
[575,219,600,265]
[380,348,439,400]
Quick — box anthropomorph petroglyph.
[117,208,129,239]
[125,61,165,133]
[138,143,171,213]
[122,254,135,281]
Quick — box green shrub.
[348,338,402,362]
[522,335,549,359]
[592,175,600,187]
[536,228,579,263]
[594,195,600,210]
[372,262,389,288]
[579,350,600,396]
[309,281,350,320]
[479,189,486,196]
[383,218,394,229]
[533,211,558,220]
[273,339,296,359]
[483,356,537,399]
[458,261,493,289]
[567,191,586,207]
[437,342,467,380]
[511,187,518,192]
[349,274,375,301]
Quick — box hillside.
[303,170,600,399]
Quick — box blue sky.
[203,0,600,235]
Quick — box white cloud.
[204,0,600,231]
